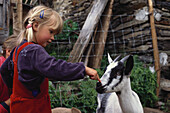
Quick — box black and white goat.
[96,54,143,113]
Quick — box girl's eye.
[50,30,53,34]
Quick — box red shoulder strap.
[12,42,34,95]
[13,42,34,62]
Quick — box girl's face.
[34,23,55,47]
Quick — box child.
[0,35,17,113]
[0,5,100,113]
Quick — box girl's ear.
[32,22,39,32]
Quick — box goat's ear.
[108,53,113,64]
[125,55,134,75]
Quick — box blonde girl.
[0,5,100,113]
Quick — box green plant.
[55,19,79,40]
[130,55,158,107]
[159,99,170,112]
[49,80,98,113]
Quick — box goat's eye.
[117,72,121,75]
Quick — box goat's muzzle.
[96,82,106,94]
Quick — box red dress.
[0,56,10,113]
[0,56,10,102]
[10,42,51,113]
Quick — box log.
[114,19,147,32]
[144,107,164,113]
[89,0,114,68]
[158,30,170,37]
[159,51,170,56]
[68,0,109,63]
[158,37,170,41]
[52,107,81,113]
[111,23,150,39]
[0,0,10,44]
[156,1,170,10]
[148,0,161,97]
[123,30,150,39]
[155,24,170,29]
[83,27,98,66]
[155,20,170,26]
[12,0,23,35]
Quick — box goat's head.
[96,53,134,94]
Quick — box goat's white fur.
[96,54,143,113]
[97,93,122,113]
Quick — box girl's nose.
[51,35,54,40]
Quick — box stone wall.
[53,0,94,28]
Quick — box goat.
[52,107,81,113]
[96,54,144,113]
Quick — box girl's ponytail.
[25,18,34,42]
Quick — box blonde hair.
[1,35,17,57]
[17,5,63,45]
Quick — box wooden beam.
[89,0,114,68]
[68,0,109,63]
[12,0,22,35]
[18,0,23,30]
[83,27,98,66]
[0,0,10,44]
[148,0,161,97]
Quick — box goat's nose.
[96,81,102,87]
[96,82,106,94]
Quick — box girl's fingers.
[89,74,101,82]
[97,75,101,82]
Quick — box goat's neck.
[117,77,143,113]
[119,77,132,94]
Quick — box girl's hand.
[85,66,101,82]
[5,98,10,106]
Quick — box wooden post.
[83,27,98,66]
[18,0,23,30]
[148,0,161,97]
[0,0,10,44]
[68,0,109,63]
[89,0,114,68]
[11,0,22,35]
[6,0,10,35]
